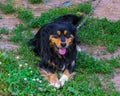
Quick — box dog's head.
[49,22,76,55]
[29,14,82,56]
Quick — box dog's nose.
[61,42,66,47]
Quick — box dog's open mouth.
[58,48,66,55]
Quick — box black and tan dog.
[29,14,82,88]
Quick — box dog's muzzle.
[58,42,67,55]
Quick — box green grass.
[77,2,92,14]
[78,18,120,52]
[0,35,2,39]
[17,7,34,23]
[9,23,33,43]
[0,27,9,35]
[0,15,2,19]
[0,3,15,14]
[0,49,120,95]
[29,0,42,4]
[29,7,78,28]
[29,3,92,28]
[0,2,120,96]
[6,0,14,3]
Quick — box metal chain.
[77,0,102,30]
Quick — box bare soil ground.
[79,44,120,59]
[112,69,120,92]
[0,0,120,92]
[93,0,120,20]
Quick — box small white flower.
[16,56,20,59]
[36,78,39,81]
[29,67,31,69]
[39,80,42,83]
[25,63,28,66]
[30,71,33,73]
[24,78,27,81]
[38,87,42,91]
[19,64,22,67]
[32,78,36,81]
[8,74,10,76]
[0,62,2,65]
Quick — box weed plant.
[0,15,2,19]
[0,27,9,35]
[0,35,2,39]
[29,0,42,4]
[9,23,33,43]
[77,2,92,14]
[79,18,120,52]
[0,3,15,14]
[17,7,34,23]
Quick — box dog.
[29,14,82,88]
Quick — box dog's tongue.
[59,48,66,55]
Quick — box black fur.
[29,14,82,74]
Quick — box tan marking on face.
[57,30,61,36]
[64,30,67,35]
[63,69,71,78]
[66,35,74,45]
[49,35,61,47]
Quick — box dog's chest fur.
[49,45,76,71]
[50,55,69,71]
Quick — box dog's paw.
[59,74,68,86]
[49,81,61,88]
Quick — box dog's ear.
[28,26,51,56]
[54,14,83,26]
[40,26,52,59]
[28,30,41,55]
[69,24,81,44]
[28,38,36,47]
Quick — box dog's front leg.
[38,61,61,88]
[59,61,75,86]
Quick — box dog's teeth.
[76,45,81,52]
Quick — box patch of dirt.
[98,69,120,93]
[112,69,120,92]
[13,0,86,16]
[99,75,108,91]
[0,10,21,30]
[93,0,120,20]
[32,28,39,34]
[0,41,18,51]
[79,44,120,59]
[0,34,19,51]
